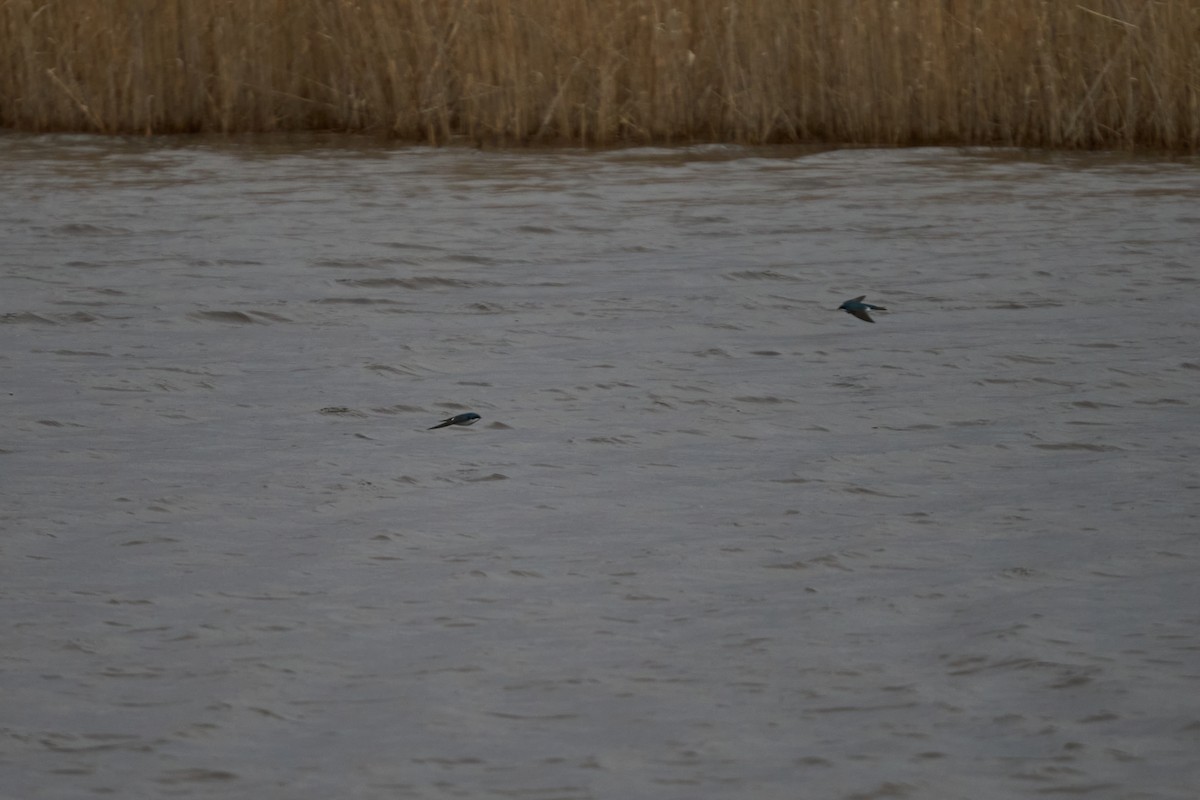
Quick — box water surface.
[3,134,1198,799]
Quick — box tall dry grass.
[2,0,1198,149]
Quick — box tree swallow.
[429,412,481,430]
[838,295,887,323]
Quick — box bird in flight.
[838,295,887,323]
[429,412,481,430]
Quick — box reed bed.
[2,0,1198,149]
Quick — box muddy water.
[3,134,1198,799]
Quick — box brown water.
[3,134,1199,799]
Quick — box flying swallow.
[429,412,481,430]
[838,295,887,323]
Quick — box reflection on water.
[3,134,1199,799]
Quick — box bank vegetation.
[2,0,1198,149]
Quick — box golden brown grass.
[2,0,1198,149]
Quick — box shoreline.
[3,0,1198,151]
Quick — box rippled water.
[3,134,1199,799]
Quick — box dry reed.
[2,0,1198,149]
